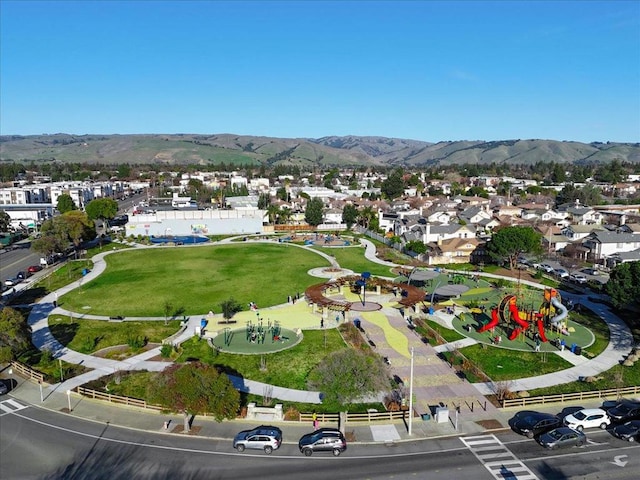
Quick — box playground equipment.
[477,288,567,343]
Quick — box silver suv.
[233,425,282,454]
[298,428,347,456]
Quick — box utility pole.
[408,347,414,435]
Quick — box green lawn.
[529,363,640,395]
[177,329,348,390]
[459,344,574,381]
[60,243,330,316]
[312,246,396,277]
[48,315,181,354]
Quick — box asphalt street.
[2,394,639,480]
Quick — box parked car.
[4,277,20,287]
[0,380,8,395]
[27,265,43,273]
[569,273,588,284]
[16,271,30,280]
[538,264,554,273]
[606,402,640,423]
[612,420,640,442]
[537,427,586,449]
[232,425,282,454]
[581,268,600,276]
[554,268,569,278]
[512,411,562,438]
[563,408,610,431]
[298,428,347,456]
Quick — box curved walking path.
[25,235,636,413]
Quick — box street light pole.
[408,347,414,435]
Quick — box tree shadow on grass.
[48,321,80,346]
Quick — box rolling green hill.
[1,133,638,167]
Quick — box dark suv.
[607,402,640,423]
[511,411,561,438]
[233,425,283,454]
[298,428,347,456]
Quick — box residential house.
[425,236,483,265]
[582,231,640,263]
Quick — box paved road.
[2,396,638,480]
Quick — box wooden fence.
[502,385,640,408]
[300,410,409,424]
[10,360,44,383]
[76,387,164,411]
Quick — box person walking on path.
[535,336,541,352]
[312,412,318,430]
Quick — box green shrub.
[127,335,147,350]
[160,344,173,358]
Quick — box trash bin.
[574,345,582,356]
[421,413,431,421]
[354,319,361,329]
[428,307,434,315]
[570,343,577,353]
[200,319,207,329]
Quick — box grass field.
[177,329,347,390]
[60,243,330,316]
[312,245,396,277]
[460,344,574,381]
[48,315,181,354]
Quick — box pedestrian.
[535,337,541,352]
[560,338,566,351]
[312,412,318,429]
[288,295,292,303]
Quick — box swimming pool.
[150,235,210,244]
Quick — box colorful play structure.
[477,288,568,342]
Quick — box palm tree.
[267,204,280,225]
[358,206,375,229]
[278,207,292,225]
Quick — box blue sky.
[1,0,639,143]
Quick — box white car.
[539,264,554,273]
[563,408,610,431]
[570,273,588,284]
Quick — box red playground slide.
[477,308,500,333]
[536,318,547,342]
[508,302,529,340]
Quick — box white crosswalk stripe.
[461,434,539,480]
[0,398,29,416]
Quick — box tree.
[85,198,119,224]
[147,362,240,432]
[486,226,543,269]
[606,262,640,309]
[342,204,358,230]
[56,194,77,213]
[59,211,95,252]
[406,240,427,255]
[0,210,10,232]
[307,349,390,408]
[0,307,31,362]
[381,170,405,200]
[219,298,243,322]
[305,197,324,226]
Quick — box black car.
[607,402,640,423]
[298,428,347,456]
[512,411,562,438]
[612,420,640,442]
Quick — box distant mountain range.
[1,133,639,167]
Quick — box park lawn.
[176,329,348,390]
[460,344,574,381]
[60,243,329,316]
[312,246,395,277]
[571,308,609,357]
[423,319,466,343]
[528,363,640,395]
[48,315,181,354]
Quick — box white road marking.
[461,434,539,480]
